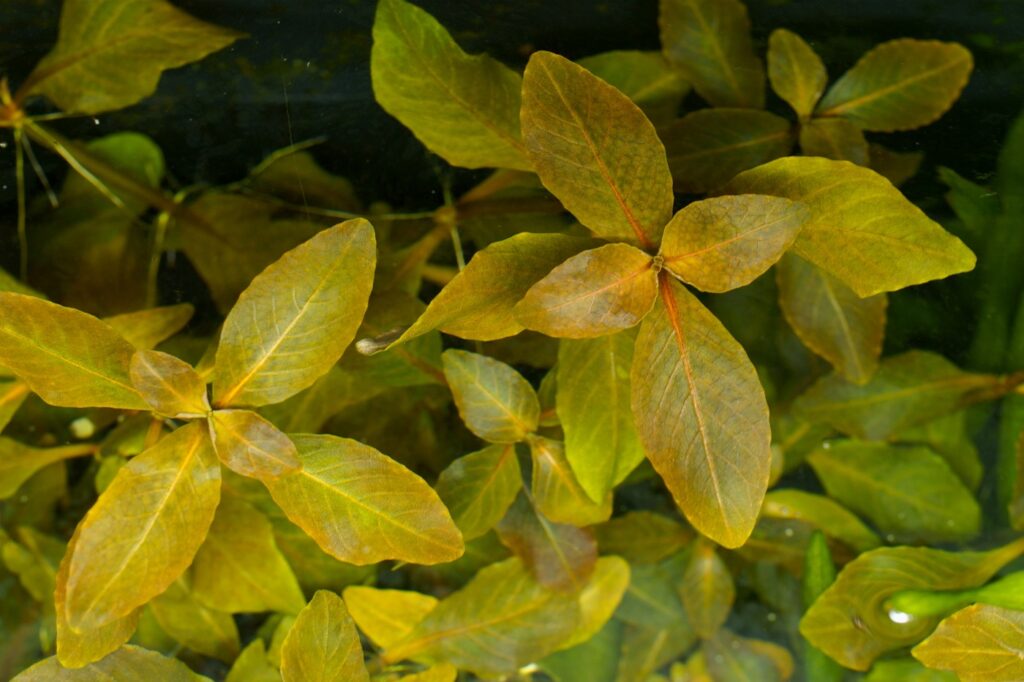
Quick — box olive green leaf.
[264,434,463,565]
[435,443,522,540]
[515,244,658,338]
[496,493,598,592]
[816,39,973,132]
[576,50,689,126]
[521,51,673,248]
[702,629,783,681]
[618,622,694,682]
[799,117,870,165]
[593,511,691,564]
[803,532,843,682]
[191,495,305,615]
[65,421,221,631]
[280,591,368,682]
[866,659,957,681]
[795,351,1003,440]
[559,556,632,650]
[343,586,438,649]
[129,350,209,418]
[912,605,1024,681]
[631,277,770,548]
[800,538,1024,670]
[209,409,301,480]
[213,219,376,408]
[0,439,95,500]
[225,641,280,682]
[723,157,976,297]
[395,665,458,682]
[0,379,29,433]
[18,0,242,115]
[662,109,794,194]
[382,557,580,676]
[767,29,827,119]
[529,436,613,526]
[617,562,689,630]
[557,329,645,502]
[680,540,735,638]
[896,411,983,491]
[809,441,981,544]
[659,0,765,108]
[870,144,924,188]
[660,195,809,293]
[542,620,622,682]
[104,303,194,350]
[442,349,539,443]
[12,645,212,682]
[0,292,148,409]
[777,254,886,384]
[149,578,240,662]
[371,0,529,170]
[762,489,882,553]
[248,148,361,213]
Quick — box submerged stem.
[13,127,27,280]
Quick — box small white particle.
[888,609,913,624]
[69,417,95,439]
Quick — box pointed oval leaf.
[149,578,241,662]
[442,349,539,443]
[870,143,924,188]
[631,278,770,547]
[912,605,1024,681]
[213,219,376,407]
[130,350,209,417]
[680,541,735,638]
[0,379,29,433]
[281,591,368,682]
[19,0,241,115]
[662,109,794,194]
[343,586,438,650]
[799,117,870,165]
[762,489,881,553]
[65,421,221,631]
[209,409,301,480]
[0,439,94,500]
[371,0,529,170]
[529,436,613,526]
[13,645,212,682]
[515,244,658,338]
[435,443,522,540]
[576,50,689,126]
[225,641,280,682]
[265,434,463,565]
[0,292,147,409]
[593,510,692,564]
[104,303,194,350]
[817,39,973,132]
[660,195,808,293]
[521,51,673,248]
[768,29,828,119]
[558,555,631,650]
[723,157,976,297]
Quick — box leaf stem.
[13,126,27,280]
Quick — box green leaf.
[889,572,1024,618]
[370,0,529,170]
[723,157,976,297]
[382,557,580,676]
[593,511,692,564]
[435,443,522,540]
[129,350,209,417]
[191,495,305,615]
[0,439,93,500]
[870,144,924,188]
[895,411,983,491]
[798,118,870,165]
[702,629,783,682]
[0,379,29,433]
[12,645,212,681]
[541,619,622,682]
[557,330,645,502]
[631,277,770,548]
[662,109,794,194]
[912,605,1024,681]
[617,621,694,682]
[65,422,221,631]
[817,39,973,132]
[617,562,689,630]
[866,659,957,682]
[576,50,689,126]
[659,0,765,108]
[104,303,194,350]
[794,351,1003,440]
[248,148,361,214]
[0,293,147,409]
[802,532,843,682]
[442,349,539,443]
[149,578,240,662]
[764,489,880,553]
[213,219,376,407]
[800,539,1024,670]
[679,540,735,638]
[281,591,368,682]
[264,434,463,565]
[529,436,613,526]
[808,440,981,544]
[225,641,281,682]
[777,254,886,384]
[209,409,301,480]
[521,51,673,248]
[767,29,827,119]
[514,244,658,338]
[19,0,241,115]
[659,195,809,293]
[343,586,438,649]
[559,556,631,649]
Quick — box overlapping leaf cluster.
[0,0,1021,680]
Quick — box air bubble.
[70,417,95,439]
[888,609,913,624]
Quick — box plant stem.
[13,127,27,280]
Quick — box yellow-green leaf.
[662,109,794,194]
[593,510,692,564]
[149,578,240,662]
[896,411,983,492]
[817,39,973,132]
[723,157,976,297]
[213,219,376,407]
[767,29,827,119]
[65,421,221,631]
[557,329,645,502]
[912,604,1024,681]
[777,253,886,384]
[869,143,924,187]
[762,489,881,553]
[660,195,808,293]
[577,50,689,126]
[559,555,631,650]
[680,540,735,639]
[631,277,770,548]
[0,379,29,432]
[702,629,783,681]
[264,434,463,565]
[0,439,93,500]
[371,0,529,170]
[396,664,458,682]
[129,350,209,417]
[799,117,870,165]
[104,303,194,349]
[209,409,301,480]
[225,641,281,682]
[659,0,765,108]
[529,436,613,526]
[343,586,438,649]
[521,51,673,248]
[435,443,522,540]
[442,349,539,443]
[515,244,658,338]
[19,0,241,115]
[191,495,305,615]
[13,645,212,681]
[0,292,147,409]
[281,591,368,682]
